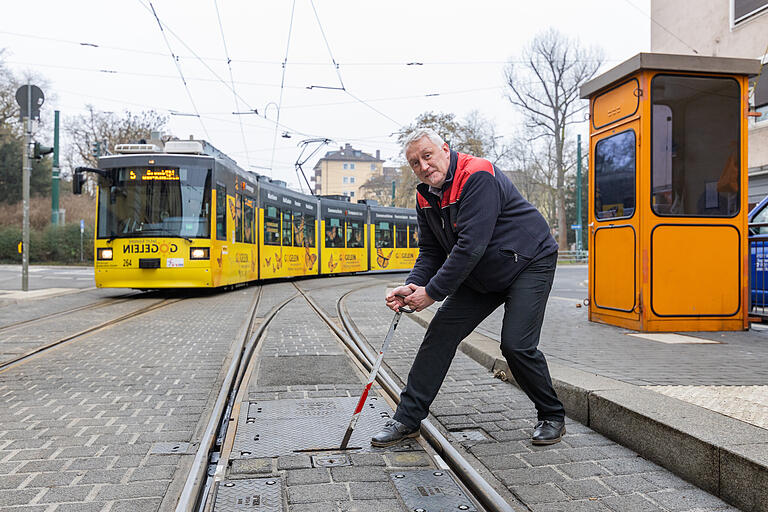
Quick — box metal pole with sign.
[576,134,582,253]
[15,84,44,292]
[52,110,60,225]
[80,220,85,262]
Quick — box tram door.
[590,121,640,325]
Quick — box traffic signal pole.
[52,110,60,225]
[22,88,31,291]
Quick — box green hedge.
[0,224,94,264]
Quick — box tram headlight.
[190,247,210,260]
[97,248,113,261]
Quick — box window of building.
[346,220,364,248]
[216,184,227,241]
[343,177,349,184]
[371,164,376,171]
[350,177,355,184]
[343,163,348,170]
[594,130,636,220]
[651,75,741,217]
[375,221,394,248]
[264,206,280,245]
[350,191,355,197]
[349,163,355,170]
[733,0,768,24]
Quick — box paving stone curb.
[406,306,768,512]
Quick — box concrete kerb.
[401,304,768,512]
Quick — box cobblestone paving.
[346,285,739,512]
[0,287,257,511]
[0,288,131,329]
[647,385,768,429]
[230,289,478,512]
[0,296,166,365]
[255,282,297,318]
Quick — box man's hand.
[403,285,435,312]
[385,284,415,312]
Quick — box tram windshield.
[97,166,212,239]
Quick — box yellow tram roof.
[580,52,761,99]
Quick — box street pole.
[22,84,31,291]
[52,110,60,225]
[576,134,583,253]
[391,180,396,207]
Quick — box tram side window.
[292,212,302,247]
[264,206,280,246]
[243,199,254,244]
[375,222,394,248]
[282,210,292,246]
[346,220,364,248]
[216,184,227,240]
[325,217,344,248]
[408,224,419,248]
[395,223,408,248]
[235,194,243,243]
[594,131,636,220]
[651,75,741,217]
[304,214,316,248]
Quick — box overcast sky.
[2,0,650,189]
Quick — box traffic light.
[33,142,54,159]
[91,141,101,158]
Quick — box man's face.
[405,136,451,188]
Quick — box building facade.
[651,0,768,203]
[312,143,384,200]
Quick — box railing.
[557,249,588,264]
[749,230,768,320]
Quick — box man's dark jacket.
[406,151,558,302]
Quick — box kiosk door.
[590,123,640,321]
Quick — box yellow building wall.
[318,160,382,199]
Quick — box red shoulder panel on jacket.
[417,193,431,209]
[448,153,495,204]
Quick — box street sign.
[571,224,582,229]
[15,85,44,120]
[80,219,85,234]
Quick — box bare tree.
[505,28,603,248]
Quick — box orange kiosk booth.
[580,53,761,332]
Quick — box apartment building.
[312,143,384,200]
[651,0,768,202]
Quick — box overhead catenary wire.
[145,0,210,140]
[270,0,297,173]
[621,0,699,55]
[213,0,250,165]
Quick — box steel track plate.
[233,397,393,458]
[390,470,478,512]
[212,478,283,511]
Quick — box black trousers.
[393,253,564,429]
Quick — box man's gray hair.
[402,128,445,154]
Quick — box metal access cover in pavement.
[212,478,282,511]
[232,397,393,458]
[450,430,488,442]
[391,470,478,512]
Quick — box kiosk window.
[346,220,364,248]
[216,184,227,240]
[409,225,419,248]
[282,210,292,246]
[235,194,243,243]
[243,199,254,244]
[375,221,394,248]
[651,75,740,217]
[264,206,280,246]
[325,217,344,248]
[304,214,316,248]
[594,130,636,220]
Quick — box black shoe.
[371,420,420,447]
[532,419,566,445]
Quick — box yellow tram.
[73,140,418,288]
[581,53,761,331]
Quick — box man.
[371,128,565,447]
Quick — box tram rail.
[0,295,184,373]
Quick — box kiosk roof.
[580,53,761,99]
